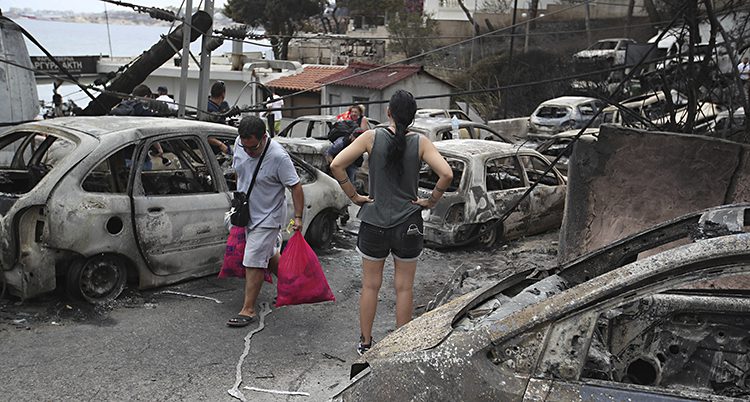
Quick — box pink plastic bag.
[219,226,273,283]
[276,231,335,307]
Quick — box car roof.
[537,96,598,107]
[19,116,237,139]
[291,115,337,122]
[434,139,524,158]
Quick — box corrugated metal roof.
[266,65,346,92]
[318,62,424,90]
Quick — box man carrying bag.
[227,116,304,327]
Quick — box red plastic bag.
[219,226,273,283]
[276,231,335,307]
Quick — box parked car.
[528,96,605,135]
[695,107,746,139]
[573,38,636,65]
[417,140,566,248]
[0,117,349,303]
[276,114,379,172]
[408,117,516,143]
[523,128,599,176]
[334,204,750,401]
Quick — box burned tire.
[66,255,128,304]
[477,221,500,248]
[306,211,336,249]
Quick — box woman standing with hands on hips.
[331,90,453,355]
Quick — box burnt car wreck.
[334,204,750,401]
[0,117,349,303]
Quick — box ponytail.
[385,90,417,174]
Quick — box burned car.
[276,114,378,172]
[408,117,515,143]
[523,128,599,176]
[572,38,636,65]
[529,96,605,134]
[418,140,566,247]
[0,117,349,303]
[335,204,750,401]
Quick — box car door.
[517,154,566,234]
[131,134,230,276]
[484,156,530,238]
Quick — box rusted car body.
[418,140,566,247]
[523,128,599,176]
[334,204,750,401]
[0,117,349,303]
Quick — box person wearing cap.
[155,86,178,111]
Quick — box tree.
[387,11,440,59]
[224,0,326,60]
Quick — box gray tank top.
[358,127,421,228]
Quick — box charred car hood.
[275,137,331,154]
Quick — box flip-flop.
[226,314,256,327]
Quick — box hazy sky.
[1,0,228,13]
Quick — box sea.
[13,17,270,105]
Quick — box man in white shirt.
[155,86,178,111]
[739,57,750,94]
[262,91,284,135]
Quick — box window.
[208,136,236,191]
[82,145,135,193]
[579,104,595,116]
[0,132,75,194]
[486,157,523,191]
[520,155,559,186]
[140,137,217,196]
[536,106,571,119]
[419,158,463,192]
[287,122,310,138]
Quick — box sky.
[1,0,229,13]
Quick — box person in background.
[110,84,172,117]
[206,81,230,123]
[44,93,72,118]
[226,116,305,327]
[738,56,750,96]
[326,127,365,184]
[348,104,369,129]
[261,91,284,135]
[155,86,178,111]
[330,90,453,355]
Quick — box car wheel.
[477,222,500,248]
[66,255,128,304]
[306,211,336,249]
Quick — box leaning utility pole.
[177,0,193,118]
[196,0,214,120]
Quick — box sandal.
[226,314,256,327]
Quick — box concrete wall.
[488,117,529,139]
[559,125,750,264]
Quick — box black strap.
[245,136,271,199]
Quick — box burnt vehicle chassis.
[334,204,750,401]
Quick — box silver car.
[408,117,515,143]
[418,140,566,247]
[0,117,349,303]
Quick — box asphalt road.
[0,230,559,401]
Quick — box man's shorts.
[356,210,424,262]
[243,227,282,268]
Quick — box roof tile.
[318,62,423,90]
[267,65,346,92]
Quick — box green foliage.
[224,0,326,59]
[387,12,439,58]
[337,0,403,16]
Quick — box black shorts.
[356,210,424,262]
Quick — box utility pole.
[196,0,213,120]
[504,0,519,118]
[178,0,193,118]
[584,0,592,45]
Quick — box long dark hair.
[386,90,417,174]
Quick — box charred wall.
[559,125,750,264]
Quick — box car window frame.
[484,155,526,192]
[80,142,138,194]
[132,134,220,197]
